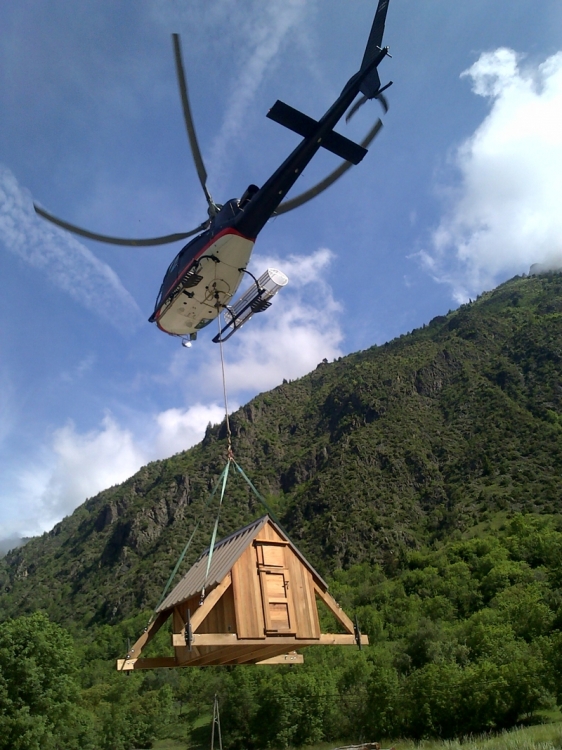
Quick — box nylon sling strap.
[151,460,231,618]
[233,460,294,542]
[152,456,289,614]
[201,459,230,600]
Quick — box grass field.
[391,722,562,750]
[151,721,562,750]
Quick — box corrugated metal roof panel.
[157,516,268,611]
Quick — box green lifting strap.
[151,461,231,618]
[233,460,293,541]
[201,460,230,599]
[152,456,291,615]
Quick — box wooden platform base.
[117,633,367,669]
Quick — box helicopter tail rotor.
[345,82,390,124]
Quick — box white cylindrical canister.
[225,268,289,326]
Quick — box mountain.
[1,272,561,629]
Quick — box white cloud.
[16,415,144,535]
[153,404,226,458]
[0,246,343,547]
[222,296,342,393]
[207,0,309,183]
[165,247,344,396]
[219,247,342,392]
[3,403,226,541]
[422,48,562,302]
[265,247,334,287]
[0,166,142,332]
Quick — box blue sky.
[1,0,562,551]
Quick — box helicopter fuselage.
[150,198,256,336]
[150,44,389,338]
[152,224,253,336]
[32,1,392,342]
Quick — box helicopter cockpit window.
[155,284,165,310]
[166,254,180,279]
[212,199,240,230]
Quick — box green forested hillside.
[1,273,562,748]
[3,514,562,749]
[1,273,561,627]
[0,275,562,625]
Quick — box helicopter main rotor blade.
[172,34,215,213]
[275,119,383,216]
[346,95,368,123]
[34,204,209,246]
[346,90,389,124]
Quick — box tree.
[0,612,95,750]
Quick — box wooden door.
[255,542,296,634]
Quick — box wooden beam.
[188,573,232,633]
[119,635,366,670]
[172,632,366,647]
[176,642,291,667]
[202,644,297,666]
[185,644,269,667]
[126,610,171,660]
[117,657,177,671]
[175,644,202,664]
[313,583,355,634]
[235,645,295,664]
[319,633,367,645]
[257,652,304,665]
[175,648,226,667]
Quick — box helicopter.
[34,0,393,344]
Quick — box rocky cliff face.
[1,273,561,628]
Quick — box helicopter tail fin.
[359,0,389,98]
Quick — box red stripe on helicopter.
[154,226,253,325]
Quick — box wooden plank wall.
[256,524,285,544]
[286,552,321,639]
[197,585,237,635]
[169,520,322,652]
[231,544,265,639]
[255,523,320,640]
[175,586,237,661]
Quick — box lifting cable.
[198,317,234,600]
[201,317,291,596]
[200,458,230,602]
[217,316,233,460]
[215,314,284,526]
[151,316,288,617]
[150,460,231,621]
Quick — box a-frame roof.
[157,515,326,612]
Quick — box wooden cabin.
[117,515,367,669]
